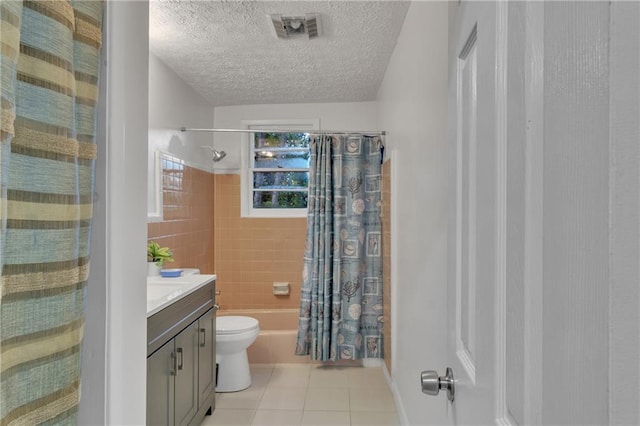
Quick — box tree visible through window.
[252,132,310,209]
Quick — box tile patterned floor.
[202,364,399,426]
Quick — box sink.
[147,284,183,302]
[146,273,217,317]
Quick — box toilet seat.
[217,316,259,335]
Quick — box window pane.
[254,150,310,169]
[253,132,310,149]
[253,171,309,190]
[253,191,308,209]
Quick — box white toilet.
[215,316,260,392]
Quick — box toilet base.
[216,350,251,392]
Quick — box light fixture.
[269,14,321,39]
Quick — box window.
[241,119,319,217]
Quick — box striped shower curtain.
[295,134,384,361]
[0,1,103,423]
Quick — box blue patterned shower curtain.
[295,134,384,361]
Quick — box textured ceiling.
[149,1,410,107]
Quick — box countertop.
[146,274,216,317]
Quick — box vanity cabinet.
[147,321,198,426]
[147,339,175,425]
[197,308,216,406]
[147,280,216,426]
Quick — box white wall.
[104,2,149,424]
[148,53,215,217]
[376,2,450,425]
[148,52,215,171]
[80,2,149,424]
[212,102,379,172]
[78,13,109,426]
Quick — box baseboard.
[382,362,409,426]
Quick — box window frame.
[240,119,319,218]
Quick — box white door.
[445,1,500,424]
[433,2,640,425]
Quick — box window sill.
[241,208,307,219]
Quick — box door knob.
[421,367,455,402]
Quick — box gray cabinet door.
[174,321,199,426]
[198,308,216,408]
[147,341,175,426]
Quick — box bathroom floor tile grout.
[206,365,398,426]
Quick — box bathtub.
[218,308,363,365]
[218,308,305,364]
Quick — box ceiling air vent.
[269,14,322,40]
[305,14,320,39]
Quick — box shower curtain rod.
[180,127,386,136]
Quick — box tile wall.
[147,155,215,273]
[213,174,307,309]
[382,159,392,374]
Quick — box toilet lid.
[217,316,259,335]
